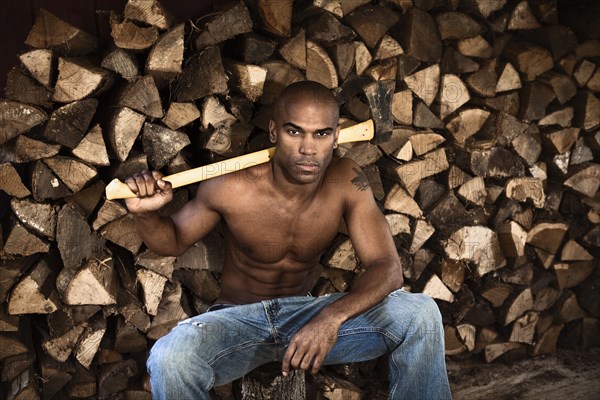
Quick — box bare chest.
[222,198,343,264]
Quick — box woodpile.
[1,0,599,398]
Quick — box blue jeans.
[147,289,452,399]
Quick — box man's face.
[269,97,340,185]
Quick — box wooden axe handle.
[105,119,374,200]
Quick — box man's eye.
[316,131,330,137]
[289,130,301,135]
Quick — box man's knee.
[384,291,443,332]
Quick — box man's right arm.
[124,170,221,256]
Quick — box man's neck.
[270,160,323,202]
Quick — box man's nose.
[299,135,317,155]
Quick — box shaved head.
[273,81,339,123]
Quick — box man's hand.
[124,170,173,214]
[281,314,342,376]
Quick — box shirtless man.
[125,81,451,399]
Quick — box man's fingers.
[281,343,296,376]
[311,354,325,375]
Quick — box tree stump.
[240,363,305,400]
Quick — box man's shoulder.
[195,163,268,203]
[325,158,371,198]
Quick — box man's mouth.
[296,162,319,171]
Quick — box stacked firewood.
[1,0,599,398]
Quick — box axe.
[105,119,374,200]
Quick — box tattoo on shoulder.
[351,167,370,192]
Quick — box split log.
[146,281,190,340]
[55,205,105,295]
[100,214,143,254]
[480,280,513,308]
[345,5,399,49]
[136,269,167,316]
[470,147,525,178]
[8,258,57,315]
[508,311,538,344]
[142,122,190,169]
[497,220,527,258]
[31,160,72,201]
[484,342,522,363]
[438,74,470,119]
[0,164,30,198]
[43,98,98,148]
[5,68,52,108]
[0,101,47,145]
[500,288,533,326]
[52,57,112,103]
[110,14,158,50]
[42,323,86,362]
[3,222,50,257]
[383,184,422,218]
[436,12,484,40]
[117,76,163,119]
[444,226,506,277]
[496,62,521,93]
[374,35,404,60]
[457,36,493,59]
[65,258,118,306]
[107,107,146,162]
[526,222,568,254]
[10,198,57,239]
[234,32,277,64]
[176,46,228,101]
[413,101,443,129]
[392,8,442,62]
[353,41,372,76]
[224,60,268,102]
[441,47,479,74]
[404,64,439,107]
[101,48,139,80]
[538,72,576,105]
[507,1,540,30]
[573,59,596,87]
[162,102,201,130]
[258,61,304,104]
[466,59,497,98]
[255,0,292,37]
[503,41,553,81]
[18,49,53,87]
[391,90,412,125]
[72,124,110,167]
[554,262,596,290]
[323,238,358,272]
[532,324,563,356]
[124,0,174,30]
[538,107,574,128]
[306,40,338,89]
[457,176,487,206]
[445,108,490,144]
[520,81,556,121]
[98,359,138,397]
[43,157,97,193]
[74,318,106,369]
[574,91,600,131]
[307,11,354,44]
[444,325,466,355]
[279,28,306,70]
[92,200,128,231]
[25,9,98,55]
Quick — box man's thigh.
[322,289,427,365]
[163,301,277,385]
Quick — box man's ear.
[268,120,277,143]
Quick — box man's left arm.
[282,160,403,376]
